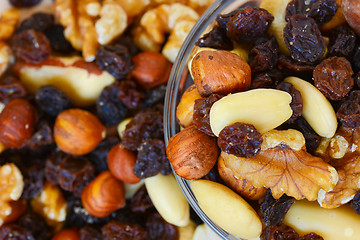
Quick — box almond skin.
[190,50,251,97]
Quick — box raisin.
[9,0,41,7]
[226,7,274,43]
[216,8,240,30]
[251,70,283,89]
[285,0,337,25]
[18,210,51,240]
[45,24,75,53]
[217,122,263,158]
[96,44,133,80]
[248,35,279,73]
[27,119,53,150]
[261,224,299,240]
[122,109,163,151]
[17,13,54,33]
[350,191,360,214]
[111,203,145,227]
[0,80,27,104]
[276,81,303,123]
[195,25,233,50]
[44,149,64,185]
[11,29,51,64]
[356,72,360,89]
[193,94,223,137]
[260,190,295,227]
[87,137,119,173]
[101,220,147,240]
[0,224,35,240]
[142,84,167,109]
[96,82,129,126]
[201,166,223,183]
[113,35,139,57]
[130,185,154,214]
[80,225,102,240]
[146,212,178,240]
[284,15,325,64]
[35,85,73,117]
[118,80,144,110]
[327,26,357,59]
[314,57,354,100]
[353,46,360,72]
[278,55,315,72]
[21,164,44,200]
[134,139,169,179]
[299,233,324,240]
[337,90,360,128]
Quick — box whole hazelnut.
[342,0,360,35]
[54,108,106,155]
[51,228,81,240]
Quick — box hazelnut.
[166,125,219,180]
[0,98,36,149]
[190,50,251,97]
[3,200,27,224]
[176,84,203,128]
[81,171,125,218]
[51,228,81,240]
[107,143,141,184]
[342,0,360,35]
[54,108,106,156]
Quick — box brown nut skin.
[54,108,106,156]
[0,98,36,148]
[191,50,251,97]
[3,200,27,224]
[107,143,141,184]
[342,0,360,35]
[166,125,219,180]
[81,171,125,218]
[176,84,203,128]
[51,228,81,240]
[131,51,172,90]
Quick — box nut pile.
[0,0,216,239]
[167,0,360,239]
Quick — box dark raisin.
[356,72,360,88]
[353,46,360,72]
[80,225,102,240]
[0,80,27,104]
[226,7,274,42]
[44,149,64,185]
[261,224,299,240]
[11,29,51,64]
[195,25,233,50]
[146,212,178,240]
[284,15,325,64]
[216,8,240,30]
[122,109,163,151]
[21,164,44,200]
[201,166,223,183]
[278,55,315,72]
[314,56,354,100]
[101,220,147,240]
[217,122,263,158]
[260,190,295,227]
[248,35,279,73]
[111,203,145,227]
[113,35,139,57]
[142,84,167,109]
[96,44,133,80]
[9,0,41,7]
[193,94,223,137]
[118,80,144,110]
[45,24,75,53]
[350,191,360,214]
[17,13,54,33]
[18,209,51,240]
[327,26,357,59]
[134,139,169,179]
[0,224,35,240]
[86,137,119,173]
[285,0,338,25]
[130,185,154,214]
[251,70,283,89]
[276,81,303,123]
[96,82,128,126]
[337,90,360,128]
[35,85,72,117]
[299,233,324,240]
[26,119,53,150]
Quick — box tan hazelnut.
[342,0,360,35]
[176,84,203,128]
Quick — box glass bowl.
[164,0,261,239]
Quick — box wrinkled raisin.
[248,35,279,73]
[134,139,170,179]
[217,122,263,158]
[261,224,299,240]
[216,8,240,30]
[21,164,44,200]
[18,209,51,240]
[80,225,102,240]
[26,120,53,150]
[44,149,64,185]
[284,15,325,64]
[353,46,360,72]
[278,55,315,72]
[131,185,154,214]
[328,26,357,59]
[350,191,360,214]
[111,203,145,227]
[226,7,274,43]
[11,29,51,64]
[122,109,163,151]
[195,25,233,50]
[337,90,360,128]
[0,80,27,104]
[10,0,41,7]
[314,56,354,100]
[201,166,223,183]
[17,13,54,33]
[35,85,72,117]
[45,24,75,53]
[356,72,360,89]
[142,84,167,109]
[285,0,337,25]
[96,44,133,80]
[299,233,324,240]
[0,224,35,240]
[101,220,147,240]
[87,137,119,173]
[96,82,128,126]
[193,94,223,137]
[113,35,139,57]
[146,212,178,240]
[118,80,144,110]
[251,70,283,89]
[260,190,295,227]
[276,81,303,123]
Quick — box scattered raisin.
[21,164,44,200]
[10,0,41,7]
[0,80,27,104]
[80,225,102,240]
[278,55,315,72]
[276,81,303,123]
[35,85,73,117]
[26,120,54,150]
[299,233,324,240]
[101,220,147,240]
[17,13,54,33]
[285,0,337,25]
[201,166,223,183]
[251,70,283,89]
[111,203,145,227]
[142,84,167,109]
[350,191,360,214]
[226,7,274,43]
[284,15,325,64]
[217,122,263,158]
[130,185,154,214]
[96,44,133,80]
[261,224,299,240]
[352,46,360,72]
[11,29,51,64]
[248,35,279,73]
[336,90,360,128]
[18,209,51,240]
[355,72,360,89]
[216,8,240,30]
[45,24,75,53]
[118,80,144,110]
[0,224,35,240]
[195,25,233,50]
[87,137,119,173]
[113,35,139,57]
[193,94,223,137]
[327,26,357,59]
[313,56,354,100]
[44,149,64,185]
[260,190,295,227]
[146,212,178,240]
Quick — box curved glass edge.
[164,0,252,239]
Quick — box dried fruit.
[276,81,303,123]
[350,191,360,214]
[336,90,360,128]
[0,77,27,104]
[327,26,356,58]
[130,185,154,214]
[87,137,119,173]
[45,24,74,54]
[248,35,279,73]
[10,0,41,7]
[0,224,35,240]
[101,220,147,240]
[118,80,144,110]
[341,0,360,35]
[195,25,233,50]
[146,212,178,240]
[17,13,54,33]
